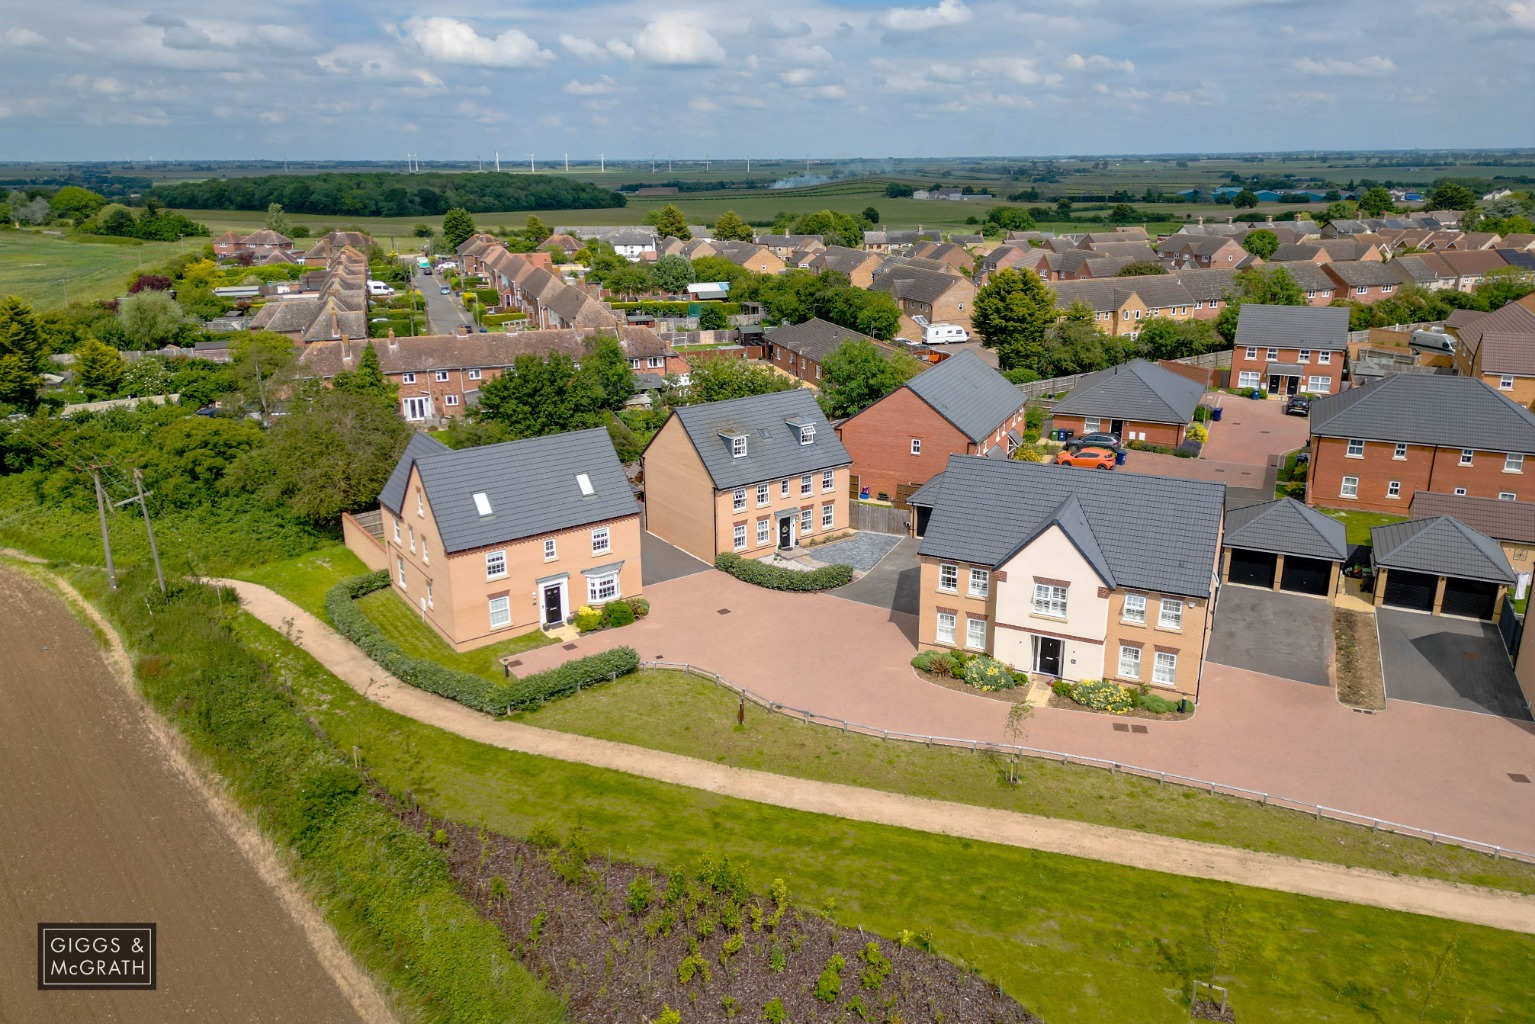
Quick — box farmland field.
[0,230,208,309]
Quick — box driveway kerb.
[214,577,1535,936]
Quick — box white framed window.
[1382,283,1394,293]
[936,612,956,645]
[468,368,482,380]
[798,474,811,497]
[543,538,557,561]
[1123,593,1146,624]
[1346,439,1364,458]
[421,537,429,565]
[393,517,400,543]
[781,479,791,498]
[1356,285,1368,295]
[799,424,815,445]
[485,549,507,579]
[969,568,990,597]
[1118,644,1141,679]
[911,438,922,455]
[966,617,987,650]
[1501,375,1516,390]
[800,508,813,534]
[1307,376,1331,393]
[1318,351,1331,364]
[592,526,611,554]
[1244,347,1257,360]
[757,518,770,546]
[938,563,958,593]
[731,435,747,458]
[648,356,664,369]
[1507,453,1525,473]
[1387,480,1401,499]
[821,502,834,529]
[1033,584,1068,618]
[416,489,424,517]
[1460,449,1474,466]
[402,372,417,384]
[733,523,747,550]
[629,358,641,369]
[445,394,460,406]
[1266,348,1278,361]
[587,571,619,603]
[1158,598,1183,630]
[822,469,835,492]
[397,556,407,588]
[1307,290,1316,299]
[733,487,747,512]
[426,581,433,609]
[756,483,769,505]
[1500,492,1517,501]
[1341,476,1359,498]
[407,525,415,552]
[489,596,511,629]
[1153,651,1177,687]
[1298,350,1310,363]
[435,370,450,383]
[1238,371,1260,389]
[1394,442,1408,460]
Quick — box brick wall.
[838,387,980,501]
[1051,414,1184,447]
[1229,346,1345,395]
[1308,436,1535,513]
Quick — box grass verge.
[355,587,553,680]
[233,543,369,620]
[1318,508,1408,547]
[249,619,1535,1024]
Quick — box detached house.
[642,390,852,561]
[870,262,977,339]
[1446,300,1535,406]
[911,456,1225,699]
[763,318,894,386]
[1306,375,1535,514]
[368,429,643,651]
[1230,304,1351,396]
[1050,358,1205,446]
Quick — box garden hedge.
[715,552,854,592]
[326,572,639,713]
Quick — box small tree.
[73,338,126,397]
[861,206,880,225]
[1359,187,1394,218]
[1242,229,1279,259]
[653,253,695,294]
[1232,189,1259,210]
[1002,700,1033,784]
[697,304,729,331]
[652,204,691,240]
[264,202,291,236]
[441,207,478,250]
[711,210,754,242]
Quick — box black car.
[1285,395,1311,416]
[1065,431,1122,452]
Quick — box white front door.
[403,396,431,421]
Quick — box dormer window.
[726,434,748,458]
[799,424,815,445]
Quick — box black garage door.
[1228,549,1276,588]
[1383,570,1437,612]
[1280,556,1333,596]
[1441,578,1499,620]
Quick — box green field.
[0,230,209,309]
[245,618,1535,1024]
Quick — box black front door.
[1286,375,1299,396]
[778,516,793,549]
[543,585,562,625]
[1110,419,1125,438]
[1268,374,1281,394]
[1035,636,1062,676]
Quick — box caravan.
[921,322,970,345]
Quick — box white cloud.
[781,68,818,86]
[880,0,971,32]
[1494,1,1535,30]
[750,14,812,38]
[564,75,618,95]
[2,27,48,48]
[1293,55,1396,77]
[1064,53,1135,74]
[562,33,634,60]
[402,16,553,68]
[632,20,726,66]
[690,97,720,112]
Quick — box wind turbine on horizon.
[599,152,605,172]
[564,152,570,172]
[495,151,500,172]
[528,152,536,174]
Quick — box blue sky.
[1,0,1531,161]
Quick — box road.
[0,565,375,1024]
[412,267,472,335]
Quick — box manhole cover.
[562,643,578,651]
[1112,723,1130,732]
[1131,724,1149,734]
[1510,773,1532,784]
[717,608,731,615]
[505,659,523,668]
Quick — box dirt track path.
[216,577,1535,936]
[0,565,391,1024]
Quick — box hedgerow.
[715,552,854,592]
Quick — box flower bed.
[1047,678,1192,720]
[574,596,649,633]
[910,650,1032,702]
[715,553,854,592]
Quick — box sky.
[0,0,1532,162]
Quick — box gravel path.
[213,576,1535,936]
[801,531,903,572]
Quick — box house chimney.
[1266,215,1274,225]
[341,336,352,363]
[1198,216,1204,226]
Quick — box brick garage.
[1049,358,1205,447]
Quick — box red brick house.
[1050,358,1205,446]
[836,350,1026,504]
[1157,235,1248,271]
[763,318,898,385]
[1230,304,1351,397]
[1306,375,1535,514]
[1322,261,1401,304]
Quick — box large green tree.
[50,186,106,222]
[1216,266,1305,341]
[1231,189,1259,210]
[971,269,1057,372]
[265,202,291,235]
[331,341,397,405]
[816,286,902,340]
[792,209,864,249]
[228,331,299,419]
[711,211,754,242]
[1242,229,1279,259]
[1426,182,1478,212]
[73,338,126,397]
[1135,317,1221,361]
[1358,187,1394,218]
[585,335,635,410]
[673,358,801,405]
[441,207,478,250]
[652,205,691,240]
[0,355,42,410]
[474,352,607,438]
[0,295,45,367]
[653,253,696,293]
[818,340,922,419]
[117,291,193,350]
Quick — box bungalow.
[1230,304,1350,397]
[836,350,1027,505]
[763,318,895,385]
[641,389,852,561]
[367,428,643,651]
[1050,358,1206,446]
[910,455,1225,699]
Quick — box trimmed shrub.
[910,651,933,671]
[1137,692,1181,714]
[1186,423,1209,443]
[1050,679,1073,697]
[962,655,1016,691]
[1174,440,1203,459]
[626,596,651,619]
[1069,678,1136,714]
[715,552,854,592]
[326,573,639,712]
[575,605,603,632]
[1127,440,1174,455]
[474,287,499,305]
[601,600,635,628]
[1193,405,1212,422]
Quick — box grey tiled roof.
[668,389,850,490]
[903,350,1025,443]
[1371,516,1515,584]
[764,318,879,363]
[379,432,451,515]
[1309,375,1535,453]
[1324,261,1402,287]
[1234,304,1349,350]
[1409,492,1535,545]
[383,428,638,554]
[904,470,947,508]
[917,454,1225,597]
[1052,359,1204,426]
[1223,498,1347,561]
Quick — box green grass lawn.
[510,669,1535,894]
[232,544,370,621]
[241,618,1535,1024]
[0,230,210,309]
[355,588,552,679]
[1316,508,1408,547]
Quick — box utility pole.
[116,469,166,595]
[89,465,117,590]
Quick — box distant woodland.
[153,172,628,216]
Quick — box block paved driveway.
[513,569,1535,853]
[1207,585,1333,687]
[1200,394,1310,465]
[1377,608,1533,720]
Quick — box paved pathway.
[1201,393,1310,465]
[214,577,1535,934]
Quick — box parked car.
[1055,446,1117,470]
[1285,395,1311,416]
[440,285,451,294]
[1064,431,1121,452]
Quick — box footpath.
[216,578,1535,937]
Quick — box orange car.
[1055,445,1117,469]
